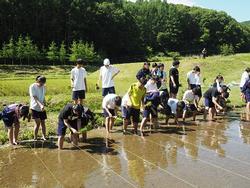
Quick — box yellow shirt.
[128,82,146,109]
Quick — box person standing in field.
[202,48,207,59]
[187,66,202,102]
[195,67,202,102]
[241,68,250,114]
[169,60,180,98]
[187,66,200,90]
[71,59,88,104]
[29,76,47,140]
[97,58,120,97]
[136,62,151,82]
[240,68,250,101]
[157,63,168,91]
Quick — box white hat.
[103,58,110,66]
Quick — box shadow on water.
[77,137,119,155]
[157,126,196,135]
[19,139,58,149]
[17,137,119,155]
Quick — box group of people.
[102,60,230,137]
[3,57,250,150]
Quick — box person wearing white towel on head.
[97,58,120,97]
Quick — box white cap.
[103,58,110,66]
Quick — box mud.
[0,113,250,188]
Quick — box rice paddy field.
[1,54,250,188]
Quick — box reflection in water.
[123,136,146,187]
[240,112,250,122]
[239,122,250,144]
[200,121,226,157]
[181,131,198,159]
[1,114,250,187]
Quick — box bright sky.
[129,0,250,22]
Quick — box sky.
[129,0,250,22]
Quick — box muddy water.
[1,114,250,188]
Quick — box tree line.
[0,0,250,64]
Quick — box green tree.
[58,41,67,64]
[47,41,58,65]
[5,37,16,64]
[1,43,8,64]
[69,40,100,63]
[23,36,38,64]
[16,35,25,64]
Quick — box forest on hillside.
[0,0,250,64]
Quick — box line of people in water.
[1,58,250,150]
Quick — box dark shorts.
[169,85,179,95]
[122,106,140,123]
[204,98,214,108]
[245,93,250,103]
[102,87,115,97]
[143,107,158,118]
[165,105,172,116]
[31,110,47,120]
[1,113,17,128]
[72,90,85,100]
[103,108,115,117]
[57,119,78,136]
[184,104,197,112]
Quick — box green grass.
[1,53,250,144]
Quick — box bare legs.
[105,117,115,134]
[7,123,20,145]
[34,119,46,140]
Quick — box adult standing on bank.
[97,58,120,97]
[71,59,88,104]
[29,76,47,140]
[169,60,180,98]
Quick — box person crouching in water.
[122,78,146,134]
[182,88,200,123]
[139,76,160,136]
[57,104,84,150]
[0,104,30,145]
[203,87,228,121]
[165,98,185,127]
[102,94,122,134]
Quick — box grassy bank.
[1,53,250,144]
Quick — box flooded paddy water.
[0,112,250,188]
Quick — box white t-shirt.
[168,98,179,114]
[100,66,119,88]
[71,67,87,91]
[183,90,198,104]
[29,83,46,112]
[187,71,196,85]
[240,71,249,88]
[145,80,158,93]
[102,94,118,109]
[195,73,201,85]
[121,93,130,107]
